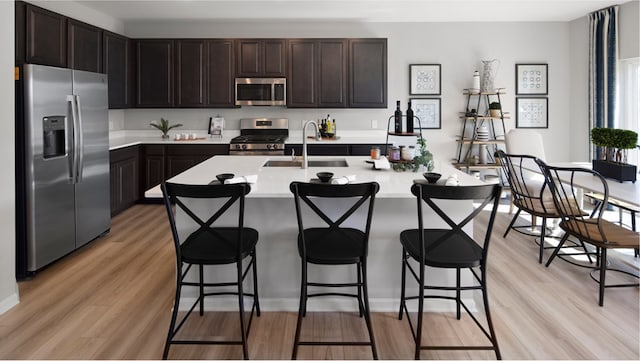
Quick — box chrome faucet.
[302,120,320,169]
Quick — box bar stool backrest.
[289,182,380,259]
[411,183,502,264]
[161,182,251,265]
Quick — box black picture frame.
[409,64,441,95]
[411,98,441,129]
[516,63,548,95]
[516,97,548,128]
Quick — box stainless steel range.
[229,118,289,155]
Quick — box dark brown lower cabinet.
[140,144,229,200]
[284,144,386,156]
[142,145,165,196]
[109,146,140,217]
[165,144,228,178]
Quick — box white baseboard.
[0,292,19,316]
[178,297,477,313]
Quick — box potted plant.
[150,117,182,139]
[591,127,637,182]
[488,102,502,117]
[391,136,434,172]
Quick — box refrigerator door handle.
[66,95,76,182]
[74,95,84,182]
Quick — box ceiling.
[73,0,629,23]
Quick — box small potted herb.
[591,127,637,182]
[488,102,502,117]
[150,117,183,139]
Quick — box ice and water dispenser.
[42,116,66,159]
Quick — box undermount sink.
[308,159,349,167]
[262,159,349,167]
[262,160,303,167]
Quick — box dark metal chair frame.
[161,182,260,359]
[290,181,380,360]
[496,150,590,264]
[399,183,502,360]
[536,160,640,306]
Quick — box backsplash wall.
[120,21,571,161]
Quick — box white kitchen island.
[147,155,487,312]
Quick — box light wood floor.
[0,204,638,359]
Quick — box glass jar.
[389,146,400,161]
[401,146,415,161]
[370,146,380,159]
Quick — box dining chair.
[536,160,640,306]
[504,129,546,220]
[289,181,380,360]
[398,183,502,359]
[161,182,260,359]
[496,150,589,263]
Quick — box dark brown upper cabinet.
[206,40,236,107]
[287,40,316,107]
[348,39,387,108]
[103,31,134,109]
[67,19,102,73]
[24,3,67,67]
[317,40,348,107]
[288,39,348,108]
[236,39,286,77]
[136,39,174,108]
[15,1,26,64]
[175,40,206,107]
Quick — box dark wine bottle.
[406,101,414,133]
[394,100,403,133]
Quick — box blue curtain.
[589,6,618,159]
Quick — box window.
[616,58,640,166]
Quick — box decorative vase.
[161,134,170,140]
[481,59,500,92]
[471,70,480,92]
[479,144,488,164]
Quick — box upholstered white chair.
[505,129,546,160]
[505,129,548,219]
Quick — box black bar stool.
[289,181,380,360]
[399,183,502,359]
[161,182,260,359]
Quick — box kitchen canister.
[401,145,415,161]
[389,146,400,161]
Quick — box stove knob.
[266,144,273,150]
[242,144,247,150]
[235,144,241,150]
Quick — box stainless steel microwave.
[235,78,286,106]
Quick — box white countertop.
[109,130,389,151]
[109,130,238,150]
[145,155,483,199]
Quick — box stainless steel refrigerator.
[16,64,110,278]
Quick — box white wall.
[619,0,640,59]
[124,21,573,162]
[0,1,18,315]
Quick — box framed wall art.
[409,64,441,95]
[411,98,441,129]
[516,97,548,128]
[516,63,548,95]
